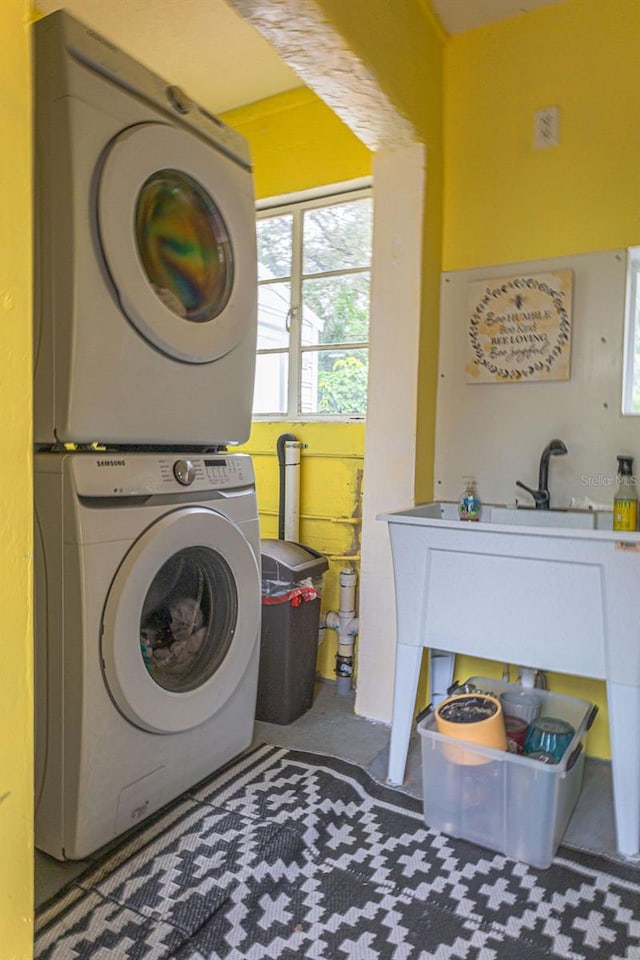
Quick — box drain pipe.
[504,663,547,689]
[518,666,547,689]
[276,433,301,542]
[322,567,359,694]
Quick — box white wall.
[435,249,637,510]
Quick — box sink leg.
[607,680,640,858]
[387,644,424,785]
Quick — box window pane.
[301,273,369,347]
[300,348,368,416]
[253,352,289,415]
[623,254,640,415]
[257,214,293,279]
[303,198,372,275]
[633,268,640,411]
[258,281,291,349]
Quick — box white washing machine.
[33,11,257,447]
[34,450,261,860]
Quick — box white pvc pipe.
[323,567,359,693]
[283,441,301,542]
[338,568,357,617]
[519,666,537,688]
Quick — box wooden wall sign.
[465,269,573,383]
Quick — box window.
[623,247,640,414]
[254,186,373,419]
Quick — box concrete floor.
[35,680,623,908]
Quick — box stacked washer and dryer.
[33,11,261,860]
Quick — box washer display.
[34,452,261,860]
[33,11,258,446]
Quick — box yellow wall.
[223,89,370,679]
[440,0,640,758]
[223,87,372,197]
[444,0,640,270]
[0,1,33,956]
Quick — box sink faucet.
[516,439,568,509]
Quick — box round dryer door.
[98,122,256,363]
[101,507,260,734]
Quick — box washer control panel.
[67,452,255,497]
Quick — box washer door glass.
[98,123,256,364]
[101,507,259,734]
[135,170,233,325]
[140,545,237,693]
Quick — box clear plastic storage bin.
[418,677,597,868]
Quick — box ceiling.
[35,0,567,115]
[432,0,566,35]
[35,0,303,114]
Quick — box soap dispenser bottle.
[459,477,481,522]
[613,456,638,532]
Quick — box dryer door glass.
[98,123,256,364]
[135,170,234,325]
[140,545,237,693]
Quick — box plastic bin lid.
[260,539,329,583]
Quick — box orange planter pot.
[435,694,507,765]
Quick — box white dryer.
[34,450,261,860]
[33,11,257,447]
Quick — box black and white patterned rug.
[36,744,640,959]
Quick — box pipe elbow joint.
[324,611,341,631]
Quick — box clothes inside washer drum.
[140,597,207,684]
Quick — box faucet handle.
[516,480,549,509]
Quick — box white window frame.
[254,178,373,422]
[622,246,640,415]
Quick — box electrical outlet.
[534,106,560,148]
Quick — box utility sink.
[415,501,612,530]
[489,505,599,529]
[379,499,640,859]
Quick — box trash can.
[256,539,329,725]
